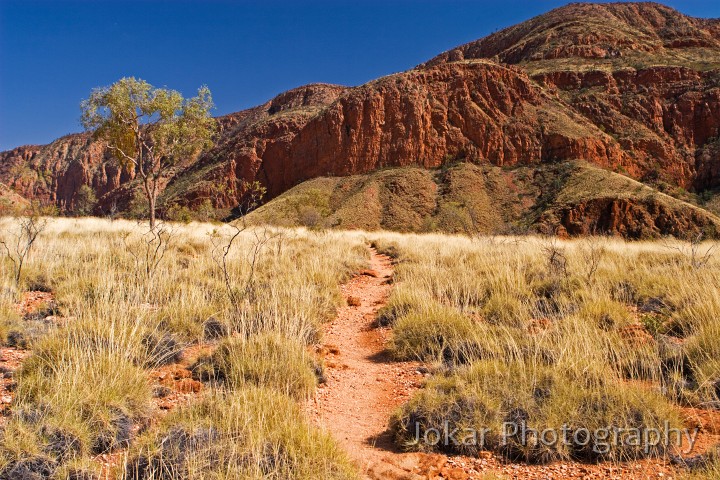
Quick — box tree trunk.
[149,194,157,230]
[142,174,157,230]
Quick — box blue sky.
[1,0,719,150]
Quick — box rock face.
[210,61,626,200]
[423,2,720,66]
[534,67,720,191]
[1,2,720,237]
[0,182,29,214]
[0,136,124,212]
[554,197,719,238]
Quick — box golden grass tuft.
[191,333,318,400]
[125,387,358,480]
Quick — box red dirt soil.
[307,248,427,478]
[0,347,29,422]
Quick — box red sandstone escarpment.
[1,2,719,235]
[211,61,626,199]
[535,67,720,189]
[423,2,720,67]
[0,136,119,211]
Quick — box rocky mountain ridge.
[2,2,720,237]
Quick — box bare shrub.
[0,215,47,286]
[578,235,607,283]
[209,181,275,306]
[122,222,175,285]
[663,231,717,269]
[540,237,568,278]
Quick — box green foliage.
[81,78,215,172]
[81,77,216,226]
[166,203,195,223]
[72,185,97,216]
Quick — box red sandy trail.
[308,247,427,479]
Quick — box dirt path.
[309,247,426,479]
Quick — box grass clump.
[191,333,317,400]
[664,297,720,338]
[578,298,633,331]
[0,311,156,478]
[391,359,681,464]
[374,286,427,327]
[682,321,720,409]
[481,292,531,328]
[125,388,357,480]
[390,304,521,366]
[0,299,22,347]
[0,331,151,478]
[13,337,151,448]
[391,305,480,364]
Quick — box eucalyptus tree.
[81,77,215,228]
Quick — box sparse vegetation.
[373,232,720,468]
[0,217,366,478]
[1,216,719,478]
[247,162,720,239]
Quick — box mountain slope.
[1,2,720,237]
[247,161,720,238]
[0,182,28,214]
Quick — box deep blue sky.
[1,1,719,150]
